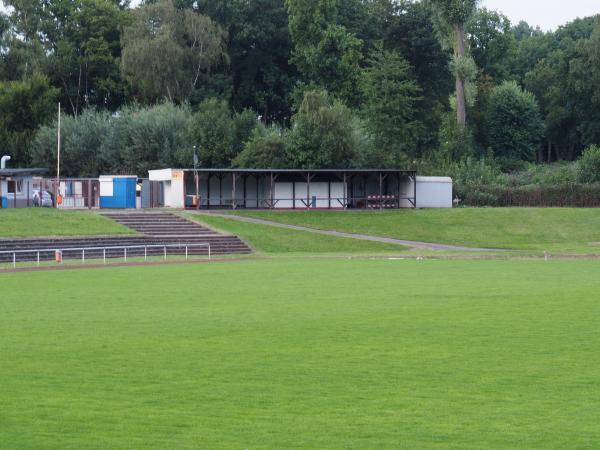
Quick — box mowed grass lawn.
[237,208,600,253]
[187,213,407,255]
[0,209,134,237]
[2,259,600,449]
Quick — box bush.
[578,145,600,183]
[487,81,543,166]
[455,183,600,207]
[285,90,361,168]
[32,102,193,176]
[233,125,288,168]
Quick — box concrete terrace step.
[102,212,215,237]
[0,211,252,262]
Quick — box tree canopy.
[0,0,599,175]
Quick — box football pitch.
[2,258,600,449]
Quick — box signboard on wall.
[99,178,113,197]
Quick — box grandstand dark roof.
[0,168,49,177]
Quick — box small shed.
[415,176,453,208]
[99,175,137,209]
[0,168,49,208]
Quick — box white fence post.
[2,243,213,270]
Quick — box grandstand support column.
[397,173,401,208]
[256,175,259,208]
[218,173,223,208]
[269,172,274,209]
[343,172,347,210]
[302,171,315,210]
[88,179,92,209]
[362,174,368,209]
[243,175,247,208]
[292,178,296,209]
[207,172,211,209]
[379,172,383,210]
[232,172,237,209]
[413,175,417,209]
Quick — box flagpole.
[56,102,61,208]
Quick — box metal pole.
[164,245,166,261]
[208,244,211,260]
[144,246,147,261]
[124,247,127,262]
[13,252,16,268]
[56,102,61,208]
[82,249,85,265]
[185,245,188,260]
[103,248,106,264]
[37,251,40,266]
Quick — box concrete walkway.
[191,211,500,252]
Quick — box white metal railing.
[0,243,211,269]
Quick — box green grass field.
[187,213,407,255]
[2,259,600,449]
[0,209,134,237]
[235,208,600,253]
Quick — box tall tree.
[360,44,422,166]
[467,8,516,81]
[285,90,360,168]
[196,0,296,122]
[0,73,58,166]
[121,0,227,104]
[186,98,258,167]
[427,0,478,127]
[376,0,453,154]
[286,0,363,106]
[487,81,543,166]
[569,22,600,149]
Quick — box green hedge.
[455,183,600,207]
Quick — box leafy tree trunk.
[454,23,467,127]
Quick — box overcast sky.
[3,0,599,32]
[125,0,599,31]
[481,0,599,30]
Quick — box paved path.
[191,212,501,252]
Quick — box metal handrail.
[0,243,211,268]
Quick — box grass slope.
[0,209,134,238]
[187,213,407,254]
[237,208,600,253]
[2,259,600,449]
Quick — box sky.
[2,0,599,32]
[480,0,598,30]
[124,0,600,31]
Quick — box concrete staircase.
[0,212,251,263]
[102,212,217,238]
